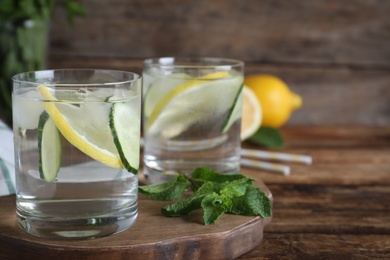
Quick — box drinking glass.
[142,57,244,183]
[12,69,141,239]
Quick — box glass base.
[143,159,240,184]
[160,135,228,151]
[16,205,138,240]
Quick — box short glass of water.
[12,69,141,239]
[142,57,244,184]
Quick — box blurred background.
[1,0,389,126]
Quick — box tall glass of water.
[12,69,141,239]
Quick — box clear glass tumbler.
[142,57,244,184]
[12,69,141,239]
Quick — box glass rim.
[144,57,244,69]
[12,68,141,86]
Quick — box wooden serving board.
[0,176,271,260]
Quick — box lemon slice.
[146,72,243,138]
[143,72,190,118]
[37,85,124,169]
[240,86,262,140]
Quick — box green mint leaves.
[138,174,188,201]
[248,126,284,148]
[138,168,272,225]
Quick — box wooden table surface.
[1,126,389,259]
[238,125,390,259]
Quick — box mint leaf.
[138,174,189,200]
[220,178,253,198]
[248,126,284,148]
[161,182,216,217]
[207,178,250,214]
[194,181,215,195]
[161,193,206,217]
[201,193,225,225]
[219,178,252,208]
[192,168,247,183]
[229,186,272,218]
[191,167,248,191]
[141,168,272,225]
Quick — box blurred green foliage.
[0,0,84,126]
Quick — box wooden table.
[238,126,390,259]
[1,126,389,259]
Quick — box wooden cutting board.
[0,176,271,260]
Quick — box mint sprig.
[139,167,272,225]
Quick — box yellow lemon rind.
[241,86,262,140]
[37,85,124,169]
[146,71,230,131]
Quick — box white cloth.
[0,120,15,196]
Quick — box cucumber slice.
[221,84,243,133]
[37,86,123,169]
[109,101,140,174]
[38,111,62,182]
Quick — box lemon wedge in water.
[145,72,243,138]
[37,85,124,169]
[240,86,262,140]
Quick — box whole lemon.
[244,74,302,128]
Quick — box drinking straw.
[241,158,291,176]
[241,148,312,165]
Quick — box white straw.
[241,158,291,176]
[241,148,312,165]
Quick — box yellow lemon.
[241,86,262,140]
[244,74,302,128]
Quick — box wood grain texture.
[47,0,390,126]
[49,0,390,67]
[0,180,271,260]
[47,56,390,126]
[237,126,390,259]
[1,126,389,259]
